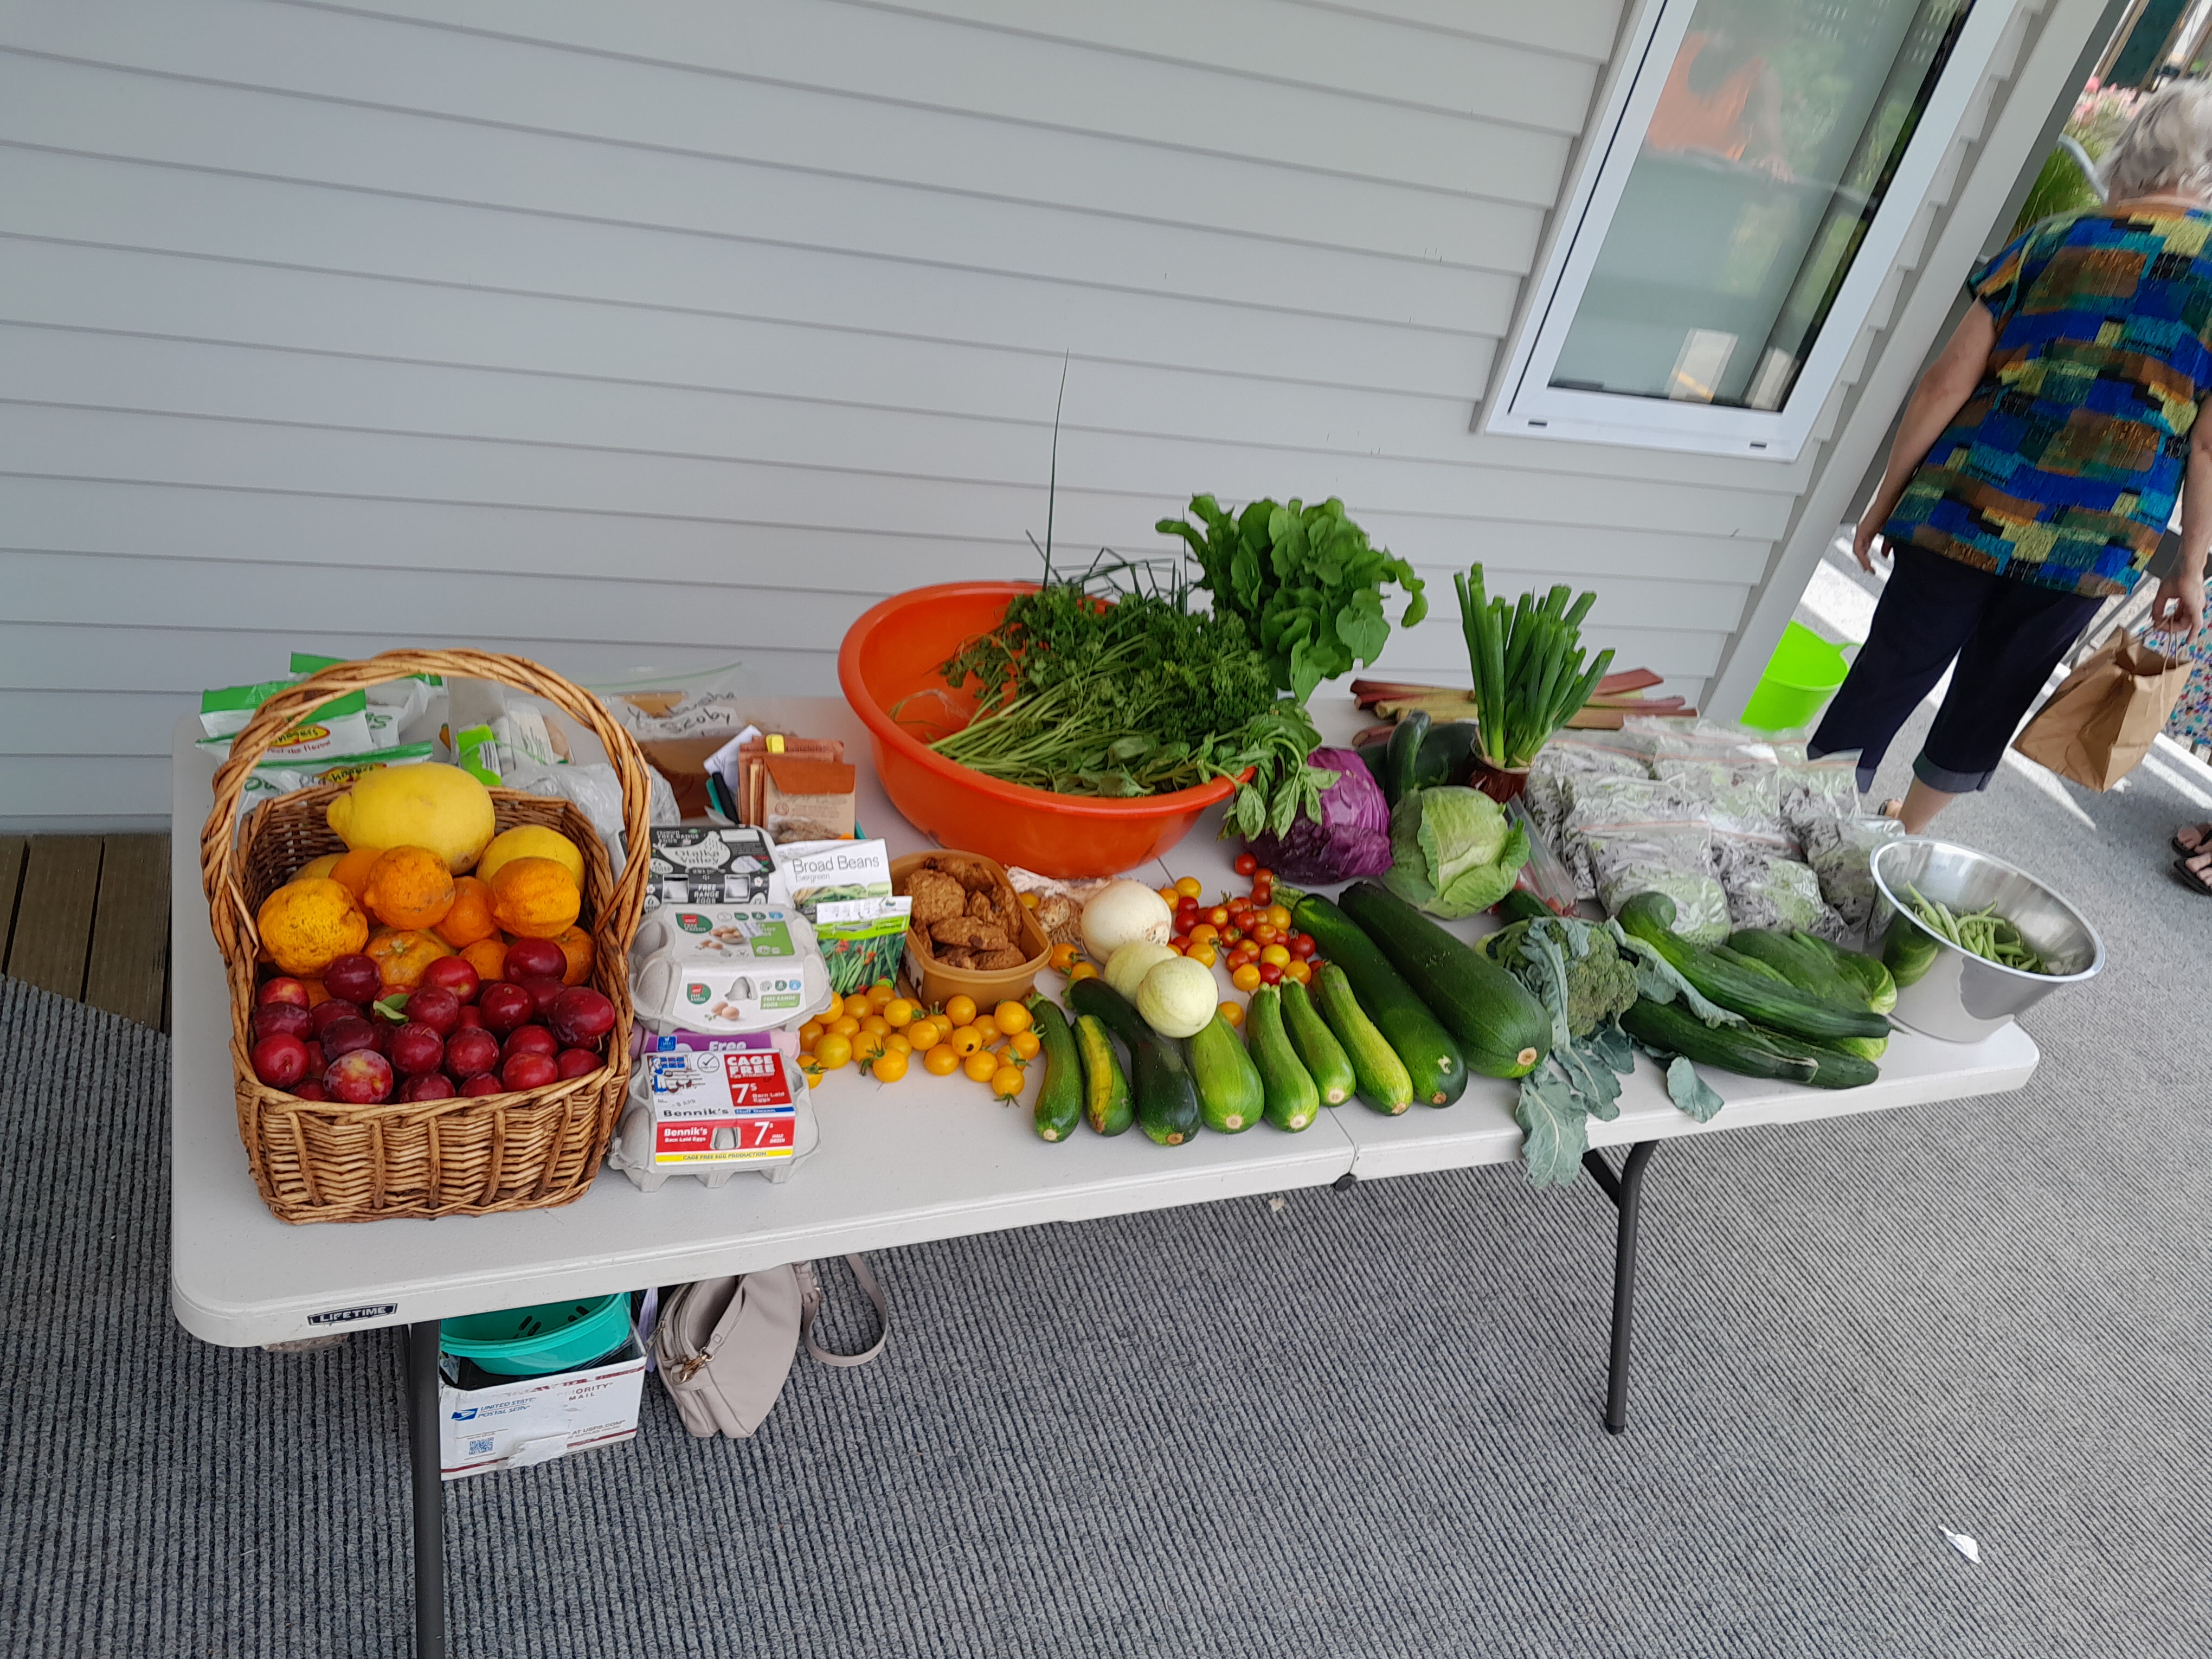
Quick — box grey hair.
[2102,80,2212,200]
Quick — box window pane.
[1550,0,1976,410]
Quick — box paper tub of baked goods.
[890,850,1049,1009]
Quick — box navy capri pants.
[1809,543,2105,795]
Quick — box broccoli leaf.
[1515,1069,1591,1188]
[1665,1057,1726,1123]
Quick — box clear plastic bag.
[1798,813,1904,938]
[1585,820,1729,946]
[1560,775,1701,901]
[1713,832,1843,938]
[500,759,681,878]
[1526,734,1652,850]
[1780,751,1863,838]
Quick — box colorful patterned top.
[1885,209,2212,598]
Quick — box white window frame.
[1484,0,2024,462]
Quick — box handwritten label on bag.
[647,1050,797,1165]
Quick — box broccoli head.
[1487,916,1640,1039]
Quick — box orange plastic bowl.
[839,582,1240,878]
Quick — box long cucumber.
[1617,892,1889,1043]
[1618,1000,1817,1084]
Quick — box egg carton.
[604,1047,819,1192]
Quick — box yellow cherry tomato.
[1187,923,1219,947]
[858,1013,889,1038]
[798,1056,825,1087]
[883,998,916,1028]
[963,1049,1000,1082]
[990,1064,1026,1099]
[1285,959,1312,985]
[1260,943,1291,968]
[993,1000,1032,1036]
[829,1015,861,1039]
[1011,1030,1041,1059]
[798,1020,824,1052]
[1231,963,1263,993]
[814,1032,853,1070]
[1019,890,1039,909]
[852,1031,886,1065]
[1156,885,1181,908]
[870,1048,909,1083]
[924,1044,963,1076]
[905,1018,942,1053]
[841,994,873,1021]
[973,1013,1001,1040]
[1173,875,1204,898]
[1265,904,1293,932]
[887,1033,912,1055]
[947,1024,984,1056]
[1066,961,1100,983]
[1049,941,1081,973]
[1217,1000,1244,1028]
[1186,943,1218,968]
[944,994,977,1028]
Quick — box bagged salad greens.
[1584,819,1729,946]
[1798,813,1905,937]
[1712,832,1842,938]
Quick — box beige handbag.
[653,1257,888,1438]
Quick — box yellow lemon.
[326,763,496,875]
[475,824,586,887]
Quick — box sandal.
[2174,822,2212,856]
[1876,799,1904,821]
[2173,853,2212,896]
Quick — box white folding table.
[168,698,2037,1659]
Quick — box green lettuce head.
[1384,786,1530,919]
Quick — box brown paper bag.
[2011,631,2192,790]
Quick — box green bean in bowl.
[1904,886,2048,975]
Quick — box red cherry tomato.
[1250,866,1272,884]
[1258,961,1284,985]
[1289,933,1317,959]
[1206,906,1230,928]
[1233,852,1257,877]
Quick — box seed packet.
[813,896,914,998]
[769,838,893,913]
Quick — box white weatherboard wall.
[0,0,2091,828]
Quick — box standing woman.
[1810,81,2211,833]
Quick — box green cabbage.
[1383,786,1529,918]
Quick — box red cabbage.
[1242,748,1393,884]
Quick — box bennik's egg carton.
[605,1046,818,1192]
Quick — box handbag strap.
[795,1255,889,1368]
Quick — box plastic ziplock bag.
[1713,832,1843,939]
[1798,813,1904,939]
[1585,820,1729,947]
[232,743,436,819]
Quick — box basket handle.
[198,649,654,970]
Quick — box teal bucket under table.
[1741,621,1856,732]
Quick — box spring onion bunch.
[1456,565,1614,772]
[1905,887,2048,974]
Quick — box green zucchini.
[1335,881,1550,1081]
[1026,996,1083,1142]
[1279,979,1354,1106]
[1417,721,1481,792]
[1187,1011,1263,1134]
[1618,1000,1817,1084]
[1068,977,1201,1147]
[1617,892,1890,1043]
[1791,931,1899,1013]
[1245,987,1319,1131]
[1286,893,1468,1105]
[1072,1013,1134,1136]
[1313,964,1414,1115]
[1384,710,1431,807]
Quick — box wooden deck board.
[5,838,105,1000]
[85,835,170,1030]
[0,837,25,969]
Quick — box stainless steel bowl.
[1870,838,2103,1043]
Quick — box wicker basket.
[200,650,652,1224]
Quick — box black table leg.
[404,1320,448,1659]
[1580,1140,1658,1436]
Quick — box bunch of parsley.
[924,558,1329,837]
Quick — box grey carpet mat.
[6,731,2212,1656]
